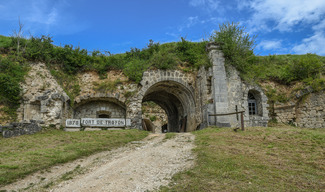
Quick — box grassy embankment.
[0,129,148,186]
[161,126,325,192]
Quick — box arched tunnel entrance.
[142,80,195,132]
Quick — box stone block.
[64,128,81,132]
[84,128,102,131]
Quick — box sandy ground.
[1,133,195,192]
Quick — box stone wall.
[274,91,325,128]
[17,63,70,128]
[296,91,325,128]
[206,43,269,128]
[1,120,42,138]
[274,102,296,124]
[137,69,200,132]
[142,102,168,133]
[74,100,126,119]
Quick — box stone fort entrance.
[18,44,270,132]
[142,80,195,132]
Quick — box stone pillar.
[126,99,143,129]
[207,43,230,127]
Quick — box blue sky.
[0,0,324,55]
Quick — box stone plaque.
[81,118,128,127]
[66,119,81,128]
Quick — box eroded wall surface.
[275,91,325,128]
[17,63,69,128]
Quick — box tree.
[210,22,256,73]
[12,17,24,54]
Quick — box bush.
[288,54,323,81]
[0,56,27,120]
[123,58,150,83]
[0,35,12,51]
[149,48,180,70]
[211,22,256,73]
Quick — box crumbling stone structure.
[274,90,325,128]
[1,120,42,138]
[15,44,271,132]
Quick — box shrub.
[211,22,256,74]
[123,58,150,83]
[149,48,180,70]
[288,54,323,81]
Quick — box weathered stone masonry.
[16,44,274,132]
[274,90,325,128]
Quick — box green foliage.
[288,54,323,82]
[176,38,210,69]
[93,79,122,92]
[123,58,150,83]
[0,35,12,51]
[211,22,256,73]
[0,55,28,121]
[149,115,157,122]
[124,91,136,98]
[49,69,80,104]
[2,35,210,86]
[23,35,54,62]
[244,54,325,86]
[264,86,288,119]
[149,47,180,70]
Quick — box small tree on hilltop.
[211,22,256,73]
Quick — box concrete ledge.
[64,128,81,132]
[84,128,102,131]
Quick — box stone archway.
[141,80,196,132]
[73,97,126,119]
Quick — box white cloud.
[0,0,59,25]
[0,0,86,36]
[292,31,325,55]
[312,19,325,31]
[189,0,220,12]
[242,0,325,32]
[257,40,282,50]
[178,16,199,32]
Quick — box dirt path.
[2,133,195,192]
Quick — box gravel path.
[2,133,195,192]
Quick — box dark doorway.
[98,114,110,118]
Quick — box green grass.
[0,129,148,186]
[160,126,325,192]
